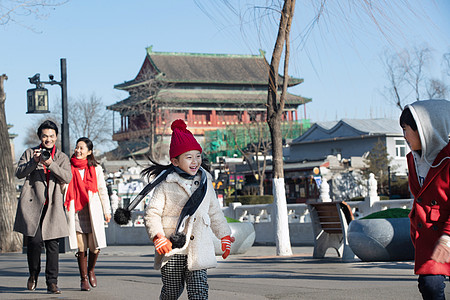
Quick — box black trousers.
[26,205,59,285]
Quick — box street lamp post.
[27,58,69,155]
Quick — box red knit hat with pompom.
[169,119,202,159]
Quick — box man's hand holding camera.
[34,149,53,166]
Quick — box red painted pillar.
[211,110,217,126]
[243,110,249,123]
[188,110,193,125]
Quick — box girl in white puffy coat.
[143,119,233,300]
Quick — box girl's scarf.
[174,166,195,180]
[114,165,208,242]
[65,155,98,212]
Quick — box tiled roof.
[107,88,311,111]
[115,47,304,88]
[292,118,402,143]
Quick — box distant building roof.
[292,118,402,144]
[114,47,304,89]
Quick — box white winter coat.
[65,165,111,250]
[144,171,231,271]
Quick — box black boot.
[27,274,37,291]
[88,250,100,288]
[75,252,90,291]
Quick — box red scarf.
[41,144,56,204]
[65,155,98,212]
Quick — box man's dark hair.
[399,107,418,131]
[37,120,59,138]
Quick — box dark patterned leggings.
[160,254,208,300]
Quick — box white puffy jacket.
[144,171,230,270]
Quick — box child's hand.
[431,235,450,263]
[104,213,111,223]
[153,234,172,255]
[221,235,235,259]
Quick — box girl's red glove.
[153,234,172,255]
[221,235,235,259]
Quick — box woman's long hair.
[76,137,99,167]
[141,155,211,180]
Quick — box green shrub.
[362,208,411,219]
[226,216,241,223]
[224,195,273,206]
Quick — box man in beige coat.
[14,120,72,294]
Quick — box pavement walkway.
[0,245,448,299]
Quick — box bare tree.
[0,74,22,252]
[0,0,67,28]
[426,79,448,99]
[382,46,435,109]
[225,119,302,196]
[382,50,409,110]
[69,94,114,148]
[444,52,450,77]
[226,121,271,196]
[406,47,431,101]
[265,0,295,256]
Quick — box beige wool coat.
[14,147,72,240]
[144,171,231,271]
[65,165,111,250]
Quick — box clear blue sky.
[1,1,449,158]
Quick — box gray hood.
[407,99,450,166]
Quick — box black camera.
[41,149,51,161]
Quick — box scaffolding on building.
[204,119,311,163]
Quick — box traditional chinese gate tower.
[107,46,310,159]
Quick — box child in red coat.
[400,99,450,299]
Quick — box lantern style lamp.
[27,87,49,114]
[27,60,69,157]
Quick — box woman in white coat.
[65,137,111,291]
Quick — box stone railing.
[105,173,413,246]
[220,197,413,246]
[105,197,413,246]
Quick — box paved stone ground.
[0,245,448,299]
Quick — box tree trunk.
[267,0,295,256]
[0,74,22,253]
[147,100,156,161]
[259,157,266,196]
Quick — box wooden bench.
[306,201,355,260]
